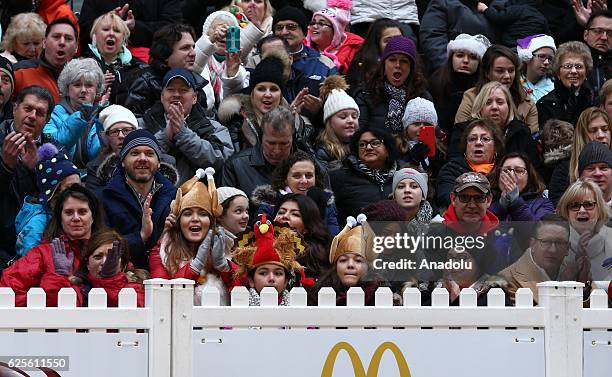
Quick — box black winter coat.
[220,145,276,197]
[537,80,595,128]
[0,120,38,267]
[78,0,182,51]
[482,0,549,48]
[536,0,582,45]
[436,155,473,209]
[354,86,432,134]
[329,156,395,225]
[84,48,148,108]
[548,158,570,207]
[429,70,477,134]
[419,0,501,72]
[587,47,612,102]
[448,119,542,171]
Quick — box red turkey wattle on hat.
[251,213,282,267]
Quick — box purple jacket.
[490,192,554,222]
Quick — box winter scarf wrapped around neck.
[384,82,407,134]
[248,287,290,306]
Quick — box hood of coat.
[97,153,180,186]
[543,144,572,166]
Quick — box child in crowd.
[232,214,307,306]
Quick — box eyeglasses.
[533,237,570,250]
[358,139,383,149]
[560,63,585,71]
[533,53,554,62]
[107,127,135,137]
[454,193,488,203]
[568,201,596,211]
[467,135,493,144]
[587,28,612,37]
[309,21,332,29]
[274,23,299,32]
[502,167,527,176]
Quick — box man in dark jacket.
[0,56,14,124]
[0,86,54,269]
[141,68,233,185]
[99,129,177,269]
[78,0,182,53]
[221,106,294,197]
[419,0,501,72]
[125,23,210,117]
[271,6,337,81]
[583,10,612,99]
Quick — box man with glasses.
[583,10,612,98]
[271,6,337,81]
[517,34,557,102]
[578,141,612,211]
[499,214,570,304]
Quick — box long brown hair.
[163,209,215,275]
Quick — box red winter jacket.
[334,32,364,74]
[149,241,237,293]
[88,273,145,307]
[0,239,84,307]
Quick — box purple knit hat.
[381,36,416,68]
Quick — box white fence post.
[169,278,195,377]
[538,281,584,377]
[144,278,173,377]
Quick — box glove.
[211,228,230,272]
[409,141,429,165]
[190,230,213,273]
[99,241,121,278]
[51,238,73,276]
[79,103,101,124]
[499,186,519,208]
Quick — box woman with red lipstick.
[537,41,596,128]
[456,45,539,134]
[85,12,147,106]
[449,81,542,170]
[353,35,429,136]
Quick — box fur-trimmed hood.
[250,184,336,208]
[217,94,255,125]
[543,144,572,166]
[97,153,180,186]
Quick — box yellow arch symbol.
[321,341,412,377]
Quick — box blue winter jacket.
[292,45,338,82]
[14,197,49,257]
[99,167,176,269]
[43,99,103,165]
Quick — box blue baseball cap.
[162,68,196,89]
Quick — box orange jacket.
[13,59,61,102]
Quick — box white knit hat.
[323,89,359,123]
[402,97,438,129]
[202,11,239,36]
[447,33,491,59]
[217,186,248,205]
[516,34,556,62]
[99,105,138,133]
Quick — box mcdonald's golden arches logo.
[321,341,412,377]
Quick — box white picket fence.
[0,280,610,377]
